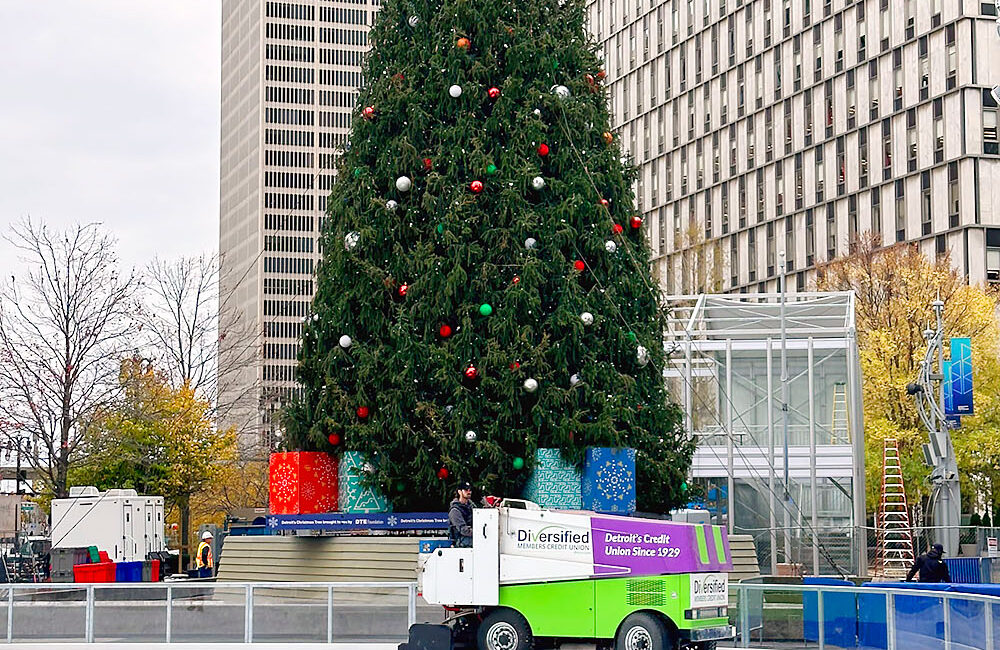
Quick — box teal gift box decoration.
[522,448,583,510]
[338,451,392,514]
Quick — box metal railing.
[0,581,420,644]
[732,581,1000,649]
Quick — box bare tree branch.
[0,219,139,498]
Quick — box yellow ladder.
[831,382,850,444]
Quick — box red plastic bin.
[150,559,160,582]
[73,562,116,583]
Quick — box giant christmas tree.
[283,0,693,512]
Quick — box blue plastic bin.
[114,561,143,583]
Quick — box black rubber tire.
[477,608,533,650]
[614,612,674,650]
[691,642,717,650]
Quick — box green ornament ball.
[486,163,498,175]
[353,168,363,178]
[513,457,525,470]
[479,303,493,316]
[627,331,637,342]
[395,481,406,492]
[681,481,689,492]
[436,223,444,234]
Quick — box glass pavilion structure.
[665,292,866,576]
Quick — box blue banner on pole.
[943,360,954,415]
[948,337,974,416]
[266,512,448,532]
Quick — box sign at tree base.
[522,448,583,509]
[339,451,392,514]
[268,452,339,515]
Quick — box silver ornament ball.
[531,176,545,190]
[580,311,594,326]
[524,237,537,249]
[395,176,412,192]
[605,240,617,253]
[407,15,420,27]
[344,231,360,250]
[637,345,650,367]
[553,85,571,98]
[523,377,539,393]
[386,199,398,211]
[465,430,477,442]
[449,84,463,98]
[339,335,352,349]
[570,373,581,386]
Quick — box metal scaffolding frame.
[665,292,866,576]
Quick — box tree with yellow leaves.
[73,357,235,565]
[818,234,1000,518]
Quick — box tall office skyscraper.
[587,0,1000,294]
[219,0,375,448]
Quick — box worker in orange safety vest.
[196,531,214,576]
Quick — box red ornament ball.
[510,361,521,370]
[437,467,450,480]
[613,223,624,234]
[630,215,644,229]
[328,433,341,446]
[356,406,370,419]
[573,259,586,272]
[397,283,409,297]
[464,365,479,380]
[537,143,550,157]
[470,180,484,193]
[362,105,375,120]
[456,37,470,50]
[423,158,433,170]
[512,275,520,284]
[488,86,501,99]
[585,73,595,85]
[439,324,453,338]
[599,198,610,208]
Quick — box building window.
[857,3,867,61]
[859,128,869,189]
[704,191,713,240]
[834,14,844,72]
[826,205,837,261]
[747,119,756,169]
[756,170,765,222]
[804,89,813,146]
[748,228,757,282]
[895,179,906,242]
[795,153,804,210]
[906,108,917,173]
[880,0,890,51]
[985,89,999,155]
[805,209,815,266]
[946,25,957,90]
[935,234,946,258]
[893,48,903,112]
[869,60,880,121]
[918,36,929,102]
[815,145,825,203]
[765,108,774,162]
[766,221,776,277]
[793,35,802,91]
[871,188,882,242]
[785,215,795,270]
[739,176,747,228]
[904,0,915,40]
[813,25,823,82]
[825,80,834,138]
[948,162,959,229]
[730,236,739,287]
[882,118,893,181]
[837,137,846,196]
[775,160,784,215]
[774,44,783,100]
[722,184,730,234]
[847,70,857,131]
[933,98,944,164]
[920,171,932,236]
[712,133,720,183]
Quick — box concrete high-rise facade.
[586,0,1000,294]
[219,0,374,449]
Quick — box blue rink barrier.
[803,577,858,648]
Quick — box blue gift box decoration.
[581,447,637,514]
[522,448,583,510]
[338,451,392,514]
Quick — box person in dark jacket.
[448,481,475,547]
[906,543,951,582]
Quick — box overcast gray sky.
[0,2,220,279]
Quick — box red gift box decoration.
[268,451,339,514]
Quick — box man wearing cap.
[448,482,475,547]
[906,543,951,583]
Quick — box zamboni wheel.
[477,608,533,650]
[615,612,675,650]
